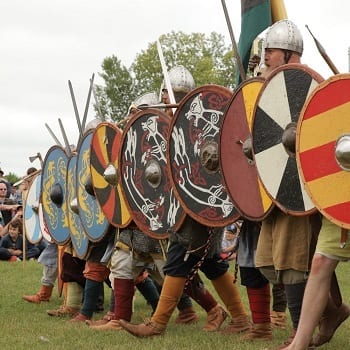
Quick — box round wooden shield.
[119,108,185,239]
[76,130,110,242]
[220,78,273,221]
[23,173,43,244]
[297,74,350,228]
[252,64,324,215]
[168,84,239,227]
[41,145,70,244]
[66,155,90,258]
[38,204,52,243]
[90,122,131,228]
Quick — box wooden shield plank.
[252,64,324,215]
[220,78,273,221]
[90,122,131,228]
[76,130,110,242]
[119,109,184,238]
[297,74,350,228]
[168,84,239,227]
[41,145,70,244]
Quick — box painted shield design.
[168,84,239,227]
[38,204,52,243]
[220,78,273,221]
[119,108,185,239]
[67,155,90,258]
[23,173,43,244]
[90,122,131,228]
[76,130,110,242]
[41,145,70,244]
[252,64,324,215]
[297,74,350,228]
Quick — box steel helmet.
[264,19,303,55]
[161,65,195,93]
[128,92,159,114]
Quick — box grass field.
[1,260,350,350]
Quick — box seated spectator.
[0,169,11,198]
[0,218,23,261]
[221,223,240,261]
[0,182,19,225]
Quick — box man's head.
[128,92,159,116]
[8,218,22,239]
[0,169,4,177]
[0,182,7,198]
[263,19,303,74]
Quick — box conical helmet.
[265,19,303,55]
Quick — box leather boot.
[69,312,91,323]
[311,303,350,346]
[86,311,114,326]
[47,306,80,317]
[203,304,228,332]
[242,322,273,341]
[221,315,251,334]
[119,319,165,337]
[174,307,199,324]
[89,319,122,331]
[270,311,287,329]
[23,285,53,304]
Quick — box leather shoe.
[118,319,165,337]
[311,303,350,346]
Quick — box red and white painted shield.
[297,74,350,228]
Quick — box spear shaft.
[305,25,339,75]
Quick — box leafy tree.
[95,31,236,122]
[95,55,135,122]
[5,172,20,185]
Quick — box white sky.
[1,0,349,177]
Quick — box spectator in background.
[0,218,23,261]
[221,223,239,261]
[0,168,11,198]
[0,181,18,226]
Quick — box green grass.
[1,260,350,350]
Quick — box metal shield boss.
[23,172,43,244]
[252,64,324,215]
[41,145,70,244]
[168,84,239,227]
[66,155,89,258]
[120,108,185,238]
[297,74,350,228]
[76,130,110,242]
[90,122,131,228]
[220,78,273,221]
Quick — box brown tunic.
[255,208,314,272]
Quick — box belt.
[115,241,131,252]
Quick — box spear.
[221,0,246,81]
[81,73,95,132]
[68,80,83,136]
[305,25,339,75]
[45,123,63,147]
[58,118,72,157]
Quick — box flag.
[237,0,272,81]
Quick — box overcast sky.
[1,0,349,177]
